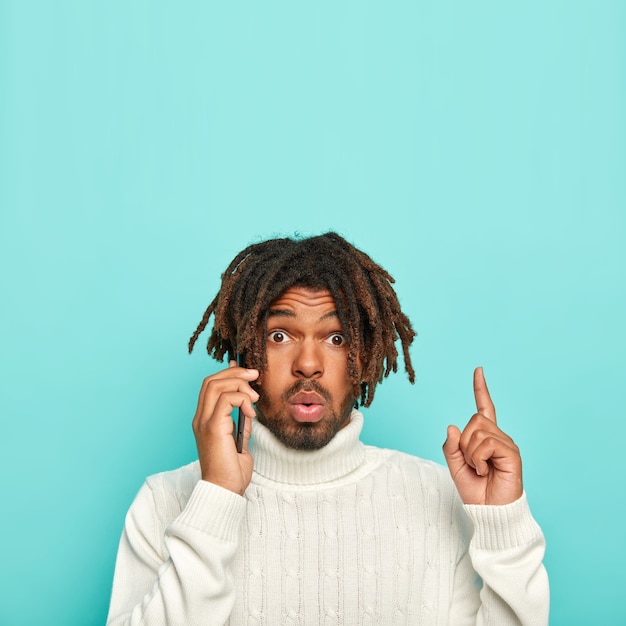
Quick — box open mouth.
[289,391,326,422]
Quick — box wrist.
[463,491,543,550]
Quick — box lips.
[289,391,326,423]
[290,391,325,405]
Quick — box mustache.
[281,380,332,403]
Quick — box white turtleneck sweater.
[106,411,549,625]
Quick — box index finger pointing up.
[474,366,496,422]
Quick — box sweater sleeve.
[106,478,246,626]
[449,492,550,626]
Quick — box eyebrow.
[267,309,339,321]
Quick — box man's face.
[254,286,357,450]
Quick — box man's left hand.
[442,367,523,506]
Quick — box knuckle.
[204,377,221,392]
[472,412,491,425]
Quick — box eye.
[327,333,346,347]
[268,330,288,344]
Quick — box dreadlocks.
[188,232,416,407]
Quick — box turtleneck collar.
[249,409,367,486]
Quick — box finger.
[442,425,465,478]
[459,418,519,464]
[459,420,515,462]
[473,366,496,422]
[194,391,257,436]
[195,367,259,417]
[240,409,254,454]
[464,435,521,477]
[195,376,260,422]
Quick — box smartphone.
[235,353,245,453]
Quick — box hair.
[188,232,416,406]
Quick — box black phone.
[235,353,245,453]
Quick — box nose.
[292,340,323,379]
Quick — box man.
[106,232,549,625]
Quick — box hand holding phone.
[191,359,259,495]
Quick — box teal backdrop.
[1,2,625,624]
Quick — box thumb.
[241,410,254,454]
[442,425,464,475]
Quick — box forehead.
[268,287,337,317]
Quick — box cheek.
[329,361,354,396]
[267,346,295,371]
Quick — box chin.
[257,398,354,451]
[272,421,339,450]
[258,412,344,450]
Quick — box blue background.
[1,2,624,624]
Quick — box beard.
[255,379,356,450]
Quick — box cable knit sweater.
[106,411,549,625]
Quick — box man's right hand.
[192,361,260,496]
